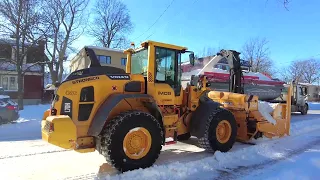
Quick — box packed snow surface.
[0,102,319,180]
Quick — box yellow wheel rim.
[216,120,232,144]
[123,127,152,160]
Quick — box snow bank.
[181,69,203,80]
[0,104,50,141]
[309,102,320,110]
[14,104,50,123]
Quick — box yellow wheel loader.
[41,41,293,172]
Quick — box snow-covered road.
[238,143,320,180]
[0,103,320,180]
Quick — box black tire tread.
[99,110,163,172]
[198,107,237,153]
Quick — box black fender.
[189,99,222,138]
[87,94,163,137]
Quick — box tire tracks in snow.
[213,136,320,180]
[0,149,70,160]
[61,173,98,180]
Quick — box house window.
[97,55,111,64]
[121,58,127,66]
[1,75,18,90]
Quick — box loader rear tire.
[198,108,237,153]
[99,111,164,172]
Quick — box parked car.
[0,95,19,124]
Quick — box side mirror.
[189,53,195,66]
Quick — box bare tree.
[241,37,274,75]
[42,0,89,84]
[0,0,46,109]
[279,60,304,83]
[280,58,320,84]
[89,0,133,49]
[302,59,320,83]
[281,0,290,9]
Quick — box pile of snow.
[257,101,279,124]
[14,104,50,123]
[0,104,50,141]
[181,69,203,80]
[242,70,272,81]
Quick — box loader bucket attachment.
[254,82,292,138]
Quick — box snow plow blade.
[207,82,293,142]
[250,82,292,139]
[41,115,77,149]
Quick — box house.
[69,46,127,72]
[0,38,46,105]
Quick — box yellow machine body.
[41,40,292,172]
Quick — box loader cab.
[125,41,194,105]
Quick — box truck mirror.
[189,53,195,66]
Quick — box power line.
[143,0,200,42]
[133,0,176,42]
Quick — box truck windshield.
[131,49,148,75]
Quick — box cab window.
[155,46,182,96]
[155,47,176,87]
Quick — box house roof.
[0,62,42,72]
[0,38,43,47]
[84,46,124,53]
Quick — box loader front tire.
[198,108,237,153]
[99,111,164,172]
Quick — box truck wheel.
[301,104,308,115]
[198,108,237,153]
[177,132,191,141]
[99,111,164,172]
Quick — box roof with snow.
[0,62,42,72]
[0,95,10,99]
[83,46,124,53]
[0,38,44,47]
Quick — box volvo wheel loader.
[41,40,293,172]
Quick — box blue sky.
[73,0,320,71]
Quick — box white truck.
[272,82,309,115]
